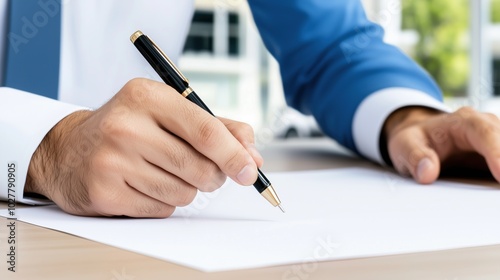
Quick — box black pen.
[130,31,284,212]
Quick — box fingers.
[386,106,500,185]
[97,184,176,218]
[133,79,258,185]
[388,127,441,184]
[137,124,227,192]
[52,78,264,218]
[218,117,264,168]
[175,113,257,185]
[74,149,174,218]
[448,108,500,182]
[125,161,198,207]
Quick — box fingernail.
[416,158,433,182]
[237,164,257,185]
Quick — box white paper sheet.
[4,168,500,272]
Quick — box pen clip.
[146,35,189,85]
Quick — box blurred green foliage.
[402,0,469,96]
[493,0,500,23]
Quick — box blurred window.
[184,11,214,54]
[228,12,240,56]
[183,10,240,56]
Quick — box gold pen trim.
[260,186,282,207]
[130,30,143,43]
[182,87,193,97]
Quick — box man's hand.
[383,106,500,184]
[25,78,263,217]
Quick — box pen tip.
[278,204,285,213]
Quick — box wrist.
[25,110,93,199]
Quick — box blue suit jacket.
[248,0,442,154]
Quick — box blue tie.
[3,0,61,99]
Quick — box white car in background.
[271,107,324,139]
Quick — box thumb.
[388,131,441,184]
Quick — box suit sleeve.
[248,0,447,162]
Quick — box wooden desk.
[2,139,500,280]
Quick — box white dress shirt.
[0,0,447,205]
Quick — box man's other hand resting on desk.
[383,106,500,185]
[24,79,263,217]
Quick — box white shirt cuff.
[352,87,451,165]
[0,87,87,205]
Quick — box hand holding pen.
[131,31,284,211]
[25,48,271,218]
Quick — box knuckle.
[155,206,176,218]
[100,112,138,139]
[215,172,227,188]
[147,177,196,207]
[202,171,226,192]
[88,185,119,214]
[193,162,224,192]
[192,170,210,190]
[173,187,197,207]
[197,118,223,150]
[147,179,170,199]
[164,142,188,170]
[199,181,223,193]
[122,78,148,95]
[119,78,154,107]
[223,150,246,175]
[456,106,476,117]
[430,127,448,144]
[237,122,255,140]
[472,118,495,136]
[445,115,463,130]
[135,202,171,217]
[455,107,478,126]
[240,122,254,134]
